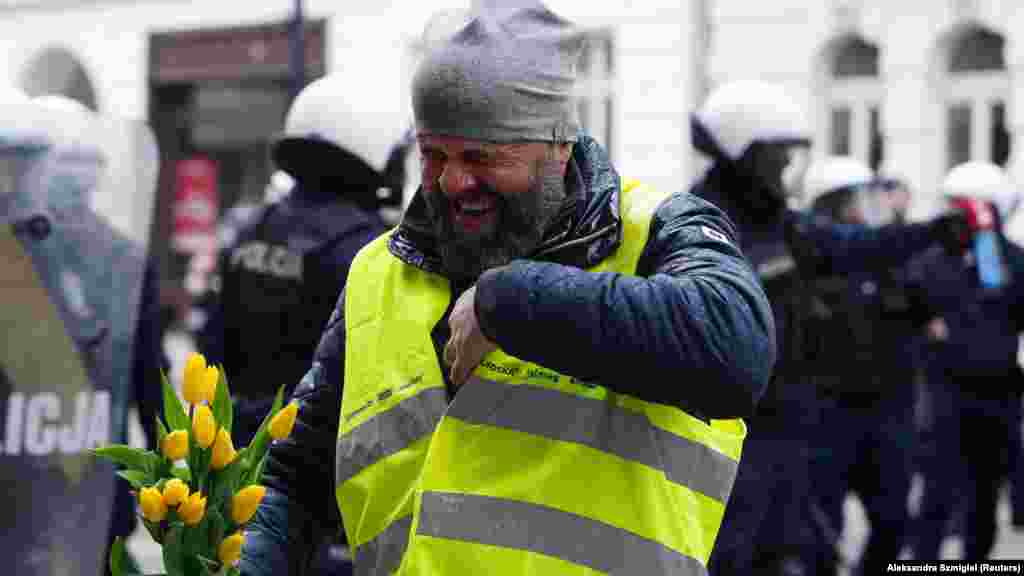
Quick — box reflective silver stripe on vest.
[337,386,448,484]
[354,514,412,576]
[448,377,737,503]
[418,491,708,576]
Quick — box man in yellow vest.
[240,1,775,574]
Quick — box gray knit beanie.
[412,0,584,143]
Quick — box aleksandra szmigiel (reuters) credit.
[887,560,1024,573]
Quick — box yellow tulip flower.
[178,492,207,526]
[182,352,208,406]
[210,428,237,470]
[139,486,167,523]
[192,405,216,449]
[162,478,190,508]
[161,430,189,461]
[201,365,219,405]
[218,531,245,566]
[268,402,299,440]
[231,485,267,525]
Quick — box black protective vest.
[221,198,377,398]
[808,266,922,402]
[743,230,817,422]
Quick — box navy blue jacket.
[909,237,1024,391]
[694,166,950,426]
[239,135,776,575]
[196,191,385,371]
[810,263,931,407]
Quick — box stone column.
[880,19,938,220]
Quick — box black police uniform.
[696,163,960,575]
[217,188,386,445]
[808,226,932,574]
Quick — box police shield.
[0,97,159,576]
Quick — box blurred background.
[2,0,1023,326]
[3,0,1022,328]
[6,0,1024,571]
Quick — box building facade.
[711,0,1024,227]
[1,0,1022,295]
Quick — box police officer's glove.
[929,210,970,257]
[782,210,824,270]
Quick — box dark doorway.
[148,20,326,319]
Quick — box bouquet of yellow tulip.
[91,352,299,576]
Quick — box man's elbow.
[698,323,774,420]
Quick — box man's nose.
[440,163,477,197]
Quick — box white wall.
[0,0,701,220]
[3,0,1022,226]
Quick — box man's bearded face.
[418,136,568,281]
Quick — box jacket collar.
[388,134,623,277]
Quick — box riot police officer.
[912,161,1024,560]
[210,74,412,575]
[689,81,968,575]
[803,157,931,574]
[1,92,164,576]
[214,75,412,447]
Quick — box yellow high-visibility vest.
[337,179,746,575]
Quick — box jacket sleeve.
[239,291,346,576]
[785,210,943,276]
[474,192,775,419]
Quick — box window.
[942,25,1010,169]
[823,34,882,167]
[832,36,879,78]
[949,26,1004,73]
[947,104,972,168]
[830,107,852,156]
[574,31,616,160]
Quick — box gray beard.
[428,157,567,282]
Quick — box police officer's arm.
[784,209,963,276]
[474,193,775,419]
[239,293,345,576]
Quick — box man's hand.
[927,317,949,342]
[444,285,497,388]
[929,210,971,257]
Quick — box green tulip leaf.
[245,452,269,488]
[162,525,186,576]
[156,416,168,448]
[212,456,248,511]
[162,370,190,432]
[195,554,220,574]
[109,536,125,576]
[141,516,164,544]
[91,445,159,473]
[183,513,212,565]
[171,464,192,483]
[116,469,150,489]
[207,508,227,554]
[212,366,233,434]
[245,384,286,473]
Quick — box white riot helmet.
[692,81,812,161]
[272,75,413,208]
[0,93,54,226]
[802,156,893,226]
[941,161,1017,221]
[30,94,99,154]
[28,94,107,216]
